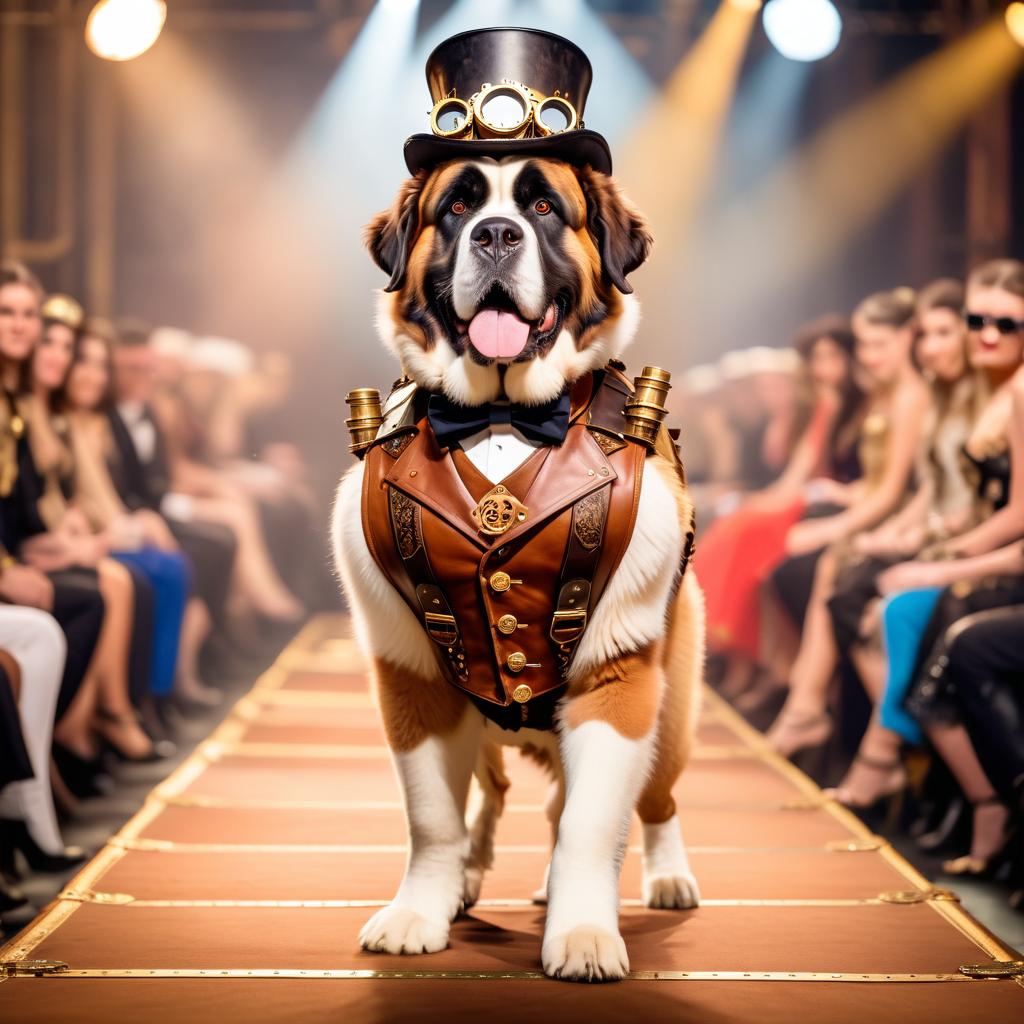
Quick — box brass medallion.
[506,651,527,672]
[497,614,518,634]
[472,484,528,536]
[489,571,512,592]
[878,890,927,905]
[512,684,533,703]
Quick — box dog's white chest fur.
[460,423,541,483]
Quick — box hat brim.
[403,129,612,177]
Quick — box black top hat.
[403,27,613,176]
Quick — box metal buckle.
[550,607,587,644]
[423,611,458,644]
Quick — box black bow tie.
[426,389,571,449]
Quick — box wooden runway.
[2,615,1022,1022]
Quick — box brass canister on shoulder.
[345,387,384,457]
[623,366,672,448]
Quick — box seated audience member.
[33,296,163,730]
[0,606,86,892]
[62,319,193,719]
[2,262,155,805]
[941,596,1024,894]
[149,328,305,624]
[183,337,320,610]
[880,294,1023,873]
[109,321,235,708]
[701,319,861,705]
[814,280,980,808]
[765,286,930,754]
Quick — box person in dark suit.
[107,322,237,709]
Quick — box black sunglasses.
[964,311,1024,335]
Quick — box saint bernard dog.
[331,155,705,982]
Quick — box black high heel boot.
[96,707,176,763]
[52,742,113,801]
[0,877,30,914]
[916,796,971,854]
[0,819,88,879]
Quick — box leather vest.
[359,363,689,730]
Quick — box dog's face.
[365,157,652,406]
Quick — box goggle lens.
[437,107,467,133]
[536,97,574,135]
[478,88,530,132]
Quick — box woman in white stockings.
[0,605,87,881]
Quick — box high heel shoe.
[0,878,30,914]
[942,796,1016,879]
[52,741,113,801]
[823,754,907,828]
[95,707,176,763]
[765,708,833,758]
[0,818,88,880]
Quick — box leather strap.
[550,485,610,676]
[387,485,469,686]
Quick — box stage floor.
[2,615,1022,1022]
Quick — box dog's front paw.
[359,905,450,955]
[643,870,701,909]
[542,925,629,982]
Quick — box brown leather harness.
[359,363,690,731]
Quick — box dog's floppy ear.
[364,171,428,293]
[579,166,652,295]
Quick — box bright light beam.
[705,15,1024,310]
[618,0,760,244]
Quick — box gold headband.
[429,79,579,142]
[41,293,85,331]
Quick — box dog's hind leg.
[636,571,705,909]
[463,741,509,908]
[530,772,565,904]
[358,657,482,955]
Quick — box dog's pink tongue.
[468,309,531,359]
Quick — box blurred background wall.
[2,0,1022,505]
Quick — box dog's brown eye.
[535,199,552,215]
[451,200,467,215]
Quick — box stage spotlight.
[762,0,841,62]
[1007,3,1024,46]
[86,0,166,61]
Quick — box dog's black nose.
[471,218,523,262]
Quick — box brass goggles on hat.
[429,79,579,142]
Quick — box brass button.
[506,651,527,672]
[512,684,532,703]
[489,571,511,592]
[497,614,518,634]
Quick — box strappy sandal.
[765,708,832,758]
[942,795,1015,878]
[823,753,907,810]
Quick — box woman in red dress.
[700,317,862,702]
